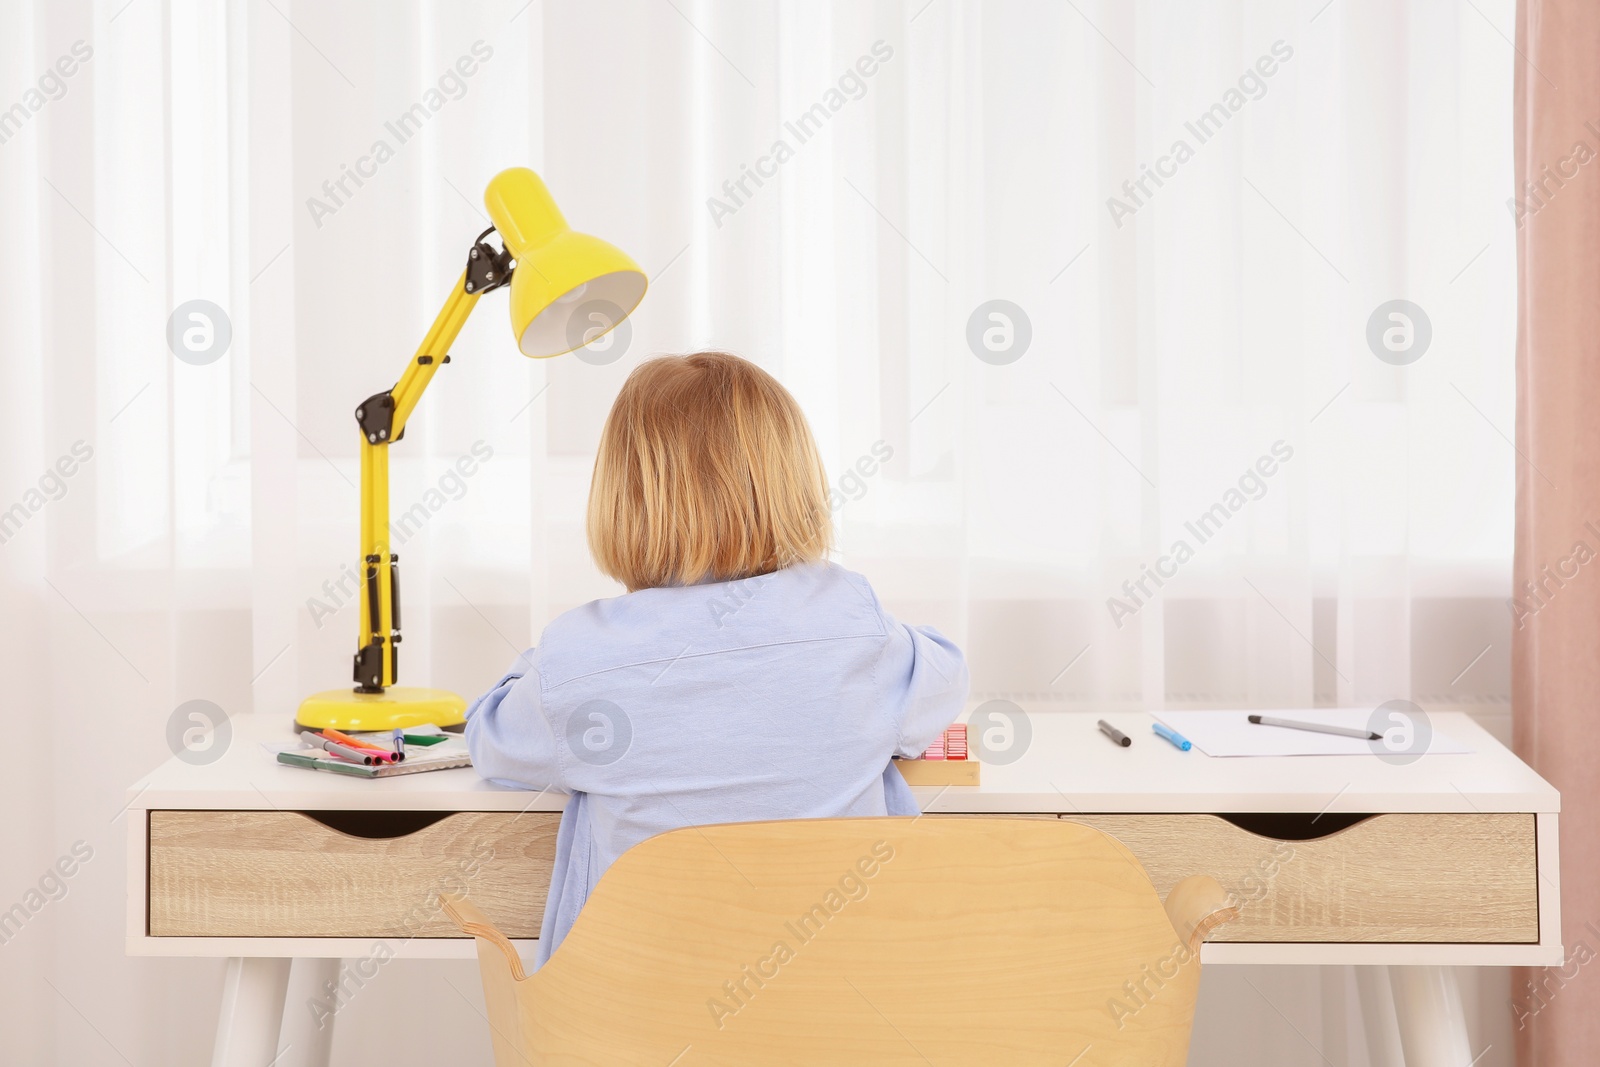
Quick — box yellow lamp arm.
[351,268,483,691]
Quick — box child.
[465,351,968,965]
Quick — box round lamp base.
[296,687,468,732]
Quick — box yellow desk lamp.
[297,167,648,732]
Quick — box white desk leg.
[212,957,291,1067]
[1388,965,1472,1067]
[277,958,340,1067]
[1353,966,1405,1067]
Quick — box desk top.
[127,709,1557,815]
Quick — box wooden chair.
[442,816,1237,1065]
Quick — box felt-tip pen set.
[278,728,471,779]
[1100,713,1385,754]
[1097,718,1194,751]
[302,728,418,766]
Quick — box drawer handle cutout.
[301,810,454,839]
[1217,812,1374,840]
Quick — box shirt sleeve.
[880,609,970,759]
[464,654,565,792]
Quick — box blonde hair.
[587,351,833,591]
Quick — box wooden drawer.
[1064,813,1538,943]
[148,810,559,938]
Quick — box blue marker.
[1152,722,1192,751]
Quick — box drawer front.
[1064,813,1538,943]
[149,810,559,938]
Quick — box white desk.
[127,710,1560,1067]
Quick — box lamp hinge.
[353,642,384,692]
[355,391,403,444]
[465,226,514,295]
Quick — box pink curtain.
[1513,2,1600,1063]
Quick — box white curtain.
[0,1,1517,1063]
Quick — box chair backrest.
[443,816,1236,1066]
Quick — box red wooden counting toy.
[895,723,980,785]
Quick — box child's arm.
[882,614,971,759]
[464,656,565,792]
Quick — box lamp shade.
[483,167,648,358]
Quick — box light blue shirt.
[464,561,969,967]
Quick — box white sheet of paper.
[1150,709,1474,758]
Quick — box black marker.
[1098,719,1131,747]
